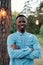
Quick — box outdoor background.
[11,0,43,65]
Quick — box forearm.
[24,49,41,59]
[7,46,32,59]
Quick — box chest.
[15,35,33,48]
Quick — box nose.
[20,22,25,26]
[21,22,24,24]
[20,21,25,24]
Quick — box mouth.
[21,25,25,28]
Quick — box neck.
[18,29,26,34]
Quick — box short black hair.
[16,15,27,20]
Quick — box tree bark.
[0,0,11,65]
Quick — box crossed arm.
[7,35,41,59]
[7,43,41,59]
[7,43,32,59]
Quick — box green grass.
[36,34,43,47]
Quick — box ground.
[35,48,43,65]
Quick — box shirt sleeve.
[25,35,41,59]
[7,35,32,59]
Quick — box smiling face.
[16,16,27,33]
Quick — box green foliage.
[10,11,20,33]
[27,15,40,34]
[39,15,43,25]
[39,2,43,12]
[39,25,43,37]
[10,15,17,33]
[36,34,43,47]
[12,11,19,17]
[11,14,43,34]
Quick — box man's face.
[16,17,27,32]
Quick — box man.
[7,15,41,65]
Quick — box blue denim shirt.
[7,31,41,65]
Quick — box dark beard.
[20,28,25,33]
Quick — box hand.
[11,44,19,50]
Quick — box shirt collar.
[17,31,27,36]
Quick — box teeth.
[21,26,24,28]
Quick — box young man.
[7,15,41,65]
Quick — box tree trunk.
[0,0,11,65]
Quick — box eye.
[18,21,25,23]
[23,21,25,23]
[18,21,21,23]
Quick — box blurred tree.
[40,25,43,37]
[27,15,40,34]
[39,2,43,13]
[39,15,43,25]
[37,2,43,26]
[12,11,19,17]
[0,0,11,65]
[11,11,19,33]
[11,15,17,33]
[11,11,20,33]
[26,2,43,34]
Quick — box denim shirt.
[7,31,41,65]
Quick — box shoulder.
[7,32,17,39]
[7,32,17,44]
[26,32,37,39]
